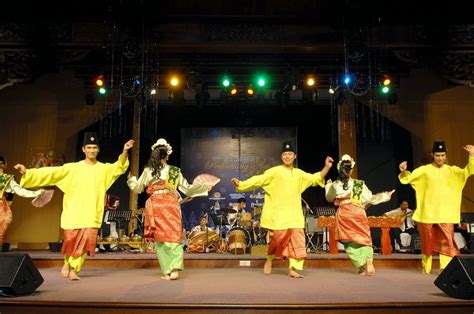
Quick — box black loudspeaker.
[434,256,474,299]
[0,253,44,296]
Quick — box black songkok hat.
[282,141,296,153]
[432,140,447,153]
[0,156,5,163]
[83,132,99,146]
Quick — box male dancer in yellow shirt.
[15,132,133,280]
[399,141,474,274]
[231,142,333,278]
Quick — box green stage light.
[98,87,107,95]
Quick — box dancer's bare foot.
[263,260,272,275]
[288,269,304,278]
[68,270,80,281]
[355,266,366,275]
[365,259,375,276]
[170,270,179,280]
[61,264,70,278]
[421,270,431,275]
[160,275,171,280]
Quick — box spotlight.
[150,88,157,95]
[306,76,316,87]
[229,85,238,96]
[222,77,231,88]
[255,74,268,88]
[170,77,179,87]
[329,85,340,94]
[98,87,107,95]
[95,77,105,87]
[344,75,351,85]
[247,85,255,96]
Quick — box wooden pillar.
[128,99,141,233]
[337,96,358,177]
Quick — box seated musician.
[188,214,212,239]
[384,200,417,252]
[228,197,248,228]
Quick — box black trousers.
[390,227,418,250]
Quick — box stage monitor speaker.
[0,253,44,296]
[434,256,474,299]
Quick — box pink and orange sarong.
[0,197,12,244]
[417,222,459,257]
[335,200,372,247]
[61,228,99,257]
[267,228,306,259]
[144,184,182,244]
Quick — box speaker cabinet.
[0,253,44,296]
[434,256,474,299]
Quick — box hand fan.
[31,189,54,207]
[192,174,220,186]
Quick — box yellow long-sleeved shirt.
[236,165,324,230]
[399,156,474,223]
[20,157,129,229]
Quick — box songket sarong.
[267,228,306,259]
[61,228,99,257]
[144,184,182,244]
[335,202,372,247]
[417,223,459,257]
[0,197,12,244]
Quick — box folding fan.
[192,174,220,187]
[31,189,54,208]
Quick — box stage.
[1,251,474,313]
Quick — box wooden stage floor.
[0,251,473,313]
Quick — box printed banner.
[181,127,296,231]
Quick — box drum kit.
[187,205,267,254]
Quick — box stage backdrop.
[181,127,297,231]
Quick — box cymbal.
[221,207,237,213]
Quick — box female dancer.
[325,154,393,276]
[127,138,210,280]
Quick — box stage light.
[343,74,352,85]
[222,77,231,88]
[98,87,107,95]
[255,74,268,88]
[306,76,316,87]
[381,86,390,94]
[150,88,157,95]
[230,86,238,96]
[247,87,255,95]
[170,77,179,87]
[382,77,391,86]
[329,85,340,94]
[95,77,104,87]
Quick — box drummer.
[188,213,212,239]
[228,197,247,228]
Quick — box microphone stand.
[204,215,209,253]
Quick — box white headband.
[151,138,173,155]
[337,154,355,171]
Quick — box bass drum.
[226,226,251,254]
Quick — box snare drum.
[226,226,251,254]
[187,230,218,253]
